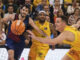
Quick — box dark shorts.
[5,37,25,60]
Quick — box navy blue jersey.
[5,15,30,60]
[6,15,29,49]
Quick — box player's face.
[21,7,29,17]
[55,18,63,31]
[39,12,46,22]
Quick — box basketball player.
[28,16,80,60]
[28,10,57,60]
[3,5,46,60]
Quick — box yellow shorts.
[28,44,49,60]
[66,48,80,60]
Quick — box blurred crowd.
[0,0,80,48]
[0,0,80,23]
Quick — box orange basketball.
[11,20,25,35]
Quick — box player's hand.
[25,39,30,45]
[27,30,36,39]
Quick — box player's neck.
[19,14,25,21]
[21,17,25,21]
[59,25,67,32]
[39,20,45,25]
[58,28,63,32]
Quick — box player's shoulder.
[62,30,75,39]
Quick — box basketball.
[11,20,25,35]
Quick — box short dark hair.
[58,16,68,25]
[20,5,30,9]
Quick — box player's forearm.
[34,27,47,36]
[31,24,46,36]
[34,36,56,45]
[50,24,57,37]
[51,30,57,38]
[29,18,47,36]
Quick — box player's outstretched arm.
[27,30,68,45]
[29,17,47,36]
[50,23,57,38]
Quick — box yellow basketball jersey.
[63,26,80,51]
[32,20,51,47]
